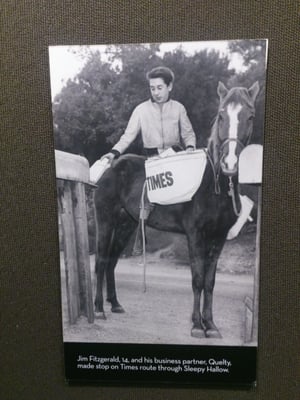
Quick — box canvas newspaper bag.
[144,149,207,205]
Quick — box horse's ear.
[248,81,260,102]
[217,81,228,99]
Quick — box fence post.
[239,144,263,343]
[55,150,94,324]
[58,180,80,324]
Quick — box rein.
[228,176,241,217]
[206,148,241,216]
[139,181,148,292]
[204,149,221,195]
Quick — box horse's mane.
[223,87,257,110]
[112,153,146,168]
[112,153,146,179]
[207,117,220,166]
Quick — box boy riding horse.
[102,66,196,163]
[101,67,197,248]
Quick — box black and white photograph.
[49,39,267,386]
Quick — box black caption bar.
[64,342,256,387]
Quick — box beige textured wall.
[1,1,299,399]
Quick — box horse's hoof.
[205,329,222,339]
[191,327,206,338]
[94,311,106,320]
[111,305,125,313]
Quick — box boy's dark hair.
[146,67,175,86]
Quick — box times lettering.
[146,171,174,191]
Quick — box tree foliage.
[228,40,267,144]
[53,41,267,163]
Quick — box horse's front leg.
[202,236,226,338]
[106,262,124,313]
[187,234,206,338]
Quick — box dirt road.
[61,255,254,346]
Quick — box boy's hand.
[100,152,115,162]
[186,146,195,153]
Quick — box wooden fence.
[55,150,94,324]
[239,144,263,343]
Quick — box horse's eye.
[219,112,224,121]
[218,109,225,121]
[248,115,254,121]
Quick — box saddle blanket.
[145,149,207,205]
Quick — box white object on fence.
[89,158,110,184]
[239,144,263,184]
[238,144,263,344]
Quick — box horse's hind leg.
[94,213,115,319]
[106,209,137,313]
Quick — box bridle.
[217,106,254,169]
[206,106,255,216]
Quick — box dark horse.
[94,81,260,339]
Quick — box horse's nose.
[224,153,238,171]
[221,153,238,174]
